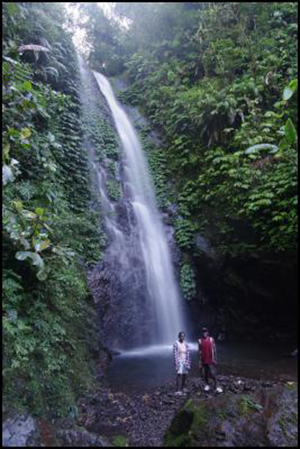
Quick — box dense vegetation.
[2,3,105,417]
[77,2,298,302]
[2,1,298,421]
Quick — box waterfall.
[79,57,187,351]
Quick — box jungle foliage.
[81,2,298,257]
[3,1,298,414]
[76,2,298,303]
[80,68,123,209]
[3,3,104,417]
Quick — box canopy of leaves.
[81,2,298,256]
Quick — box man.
[173,331,191,395]
[198,327,223,393]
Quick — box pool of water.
[107,341,298,393]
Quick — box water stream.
[79,57,187,351]
[92,71,185,348]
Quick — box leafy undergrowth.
[3,3,104,418]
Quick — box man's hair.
[178,331,185,338]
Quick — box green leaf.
[35,208,45,216]
[47,132,56,143]
[4,143,10,159]
[20,128,32,139]
[3,164,14,185]
[289,79,298,91]
[10,158,19,167]
[13,200,23,212]
[283,86,294,101]
[245,144,278,154]
[7,2,19,15]
[20,238,30,250]
[8,128,20,138]
[21,210,37,220]
[8,309,18,322]
[44,66,59,80]
[22,81,33,91]
[37,269,48,281]
[282,79,297,101]
[47,162,57,172]
[284,119,297,145]
[15,251,32,261]
[37,240,51,251]
[52,246,64,256]
[30,253,44,268]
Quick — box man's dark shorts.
[202,363,217,379]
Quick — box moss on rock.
[164,384,298,447]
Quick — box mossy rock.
[164,385,298,447]
[164,399,209,447]
[237,395,263,416]
[112,435,128,447]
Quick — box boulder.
[2,414,39,447]
[164,383,298,447]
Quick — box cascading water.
[79,57,187,352]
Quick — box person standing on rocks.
[173,331,191,395]
[198,327,223,393]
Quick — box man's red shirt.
[199,337,215,364]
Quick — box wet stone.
[3,414,38,447]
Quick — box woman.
[173,331,191,395]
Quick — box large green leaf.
[15,251,33,261]
[35,208,45,216]
[2,165,14,185]
[245,144,278,154]
[283,86,294,101]
[30,253,44,269]
[289,79,298,91]
[21,210,37,220]
[22,81,33,92]
[283,80,298,101]
[20,128,32,139]
[284,119,297,145]
[37,240,51,252]
[13,200,23,212]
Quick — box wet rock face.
[88,244,155,350]
[195,233,216,259]
[164,221,182,270]
[192,244,298,343]
[2,413,112,448]
[164,383,298,447]
[3,414,38,447]
[87,165,181,351]
[114,200,137,234]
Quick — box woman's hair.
[178,331,185,338]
